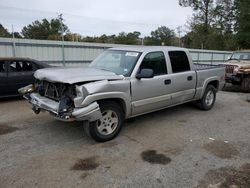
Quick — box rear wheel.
[241,76,250,92]
[84,101,124,142]
[197,85,216,111]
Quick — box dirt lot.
[0,87,249,188]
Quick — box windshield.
[90,50,141,76]
[230,52,250,61]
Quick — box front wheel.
[84,101,124,142]
[197,85,216,111]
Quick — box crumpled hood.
[34,67,124,84]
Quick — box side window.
[9,61,33,72]
[139,52,167,76]
[0,61,5,72]
[23,61,33,71]
[169,51,190,73]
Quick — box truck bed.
[195,63,225,94]
[194,63,223,70]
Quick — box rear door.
[167,51,196,104]
[7,60,36,95]
[0,60,8,96]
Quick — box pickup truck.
[19,46,225,142]
[224,50,250,92]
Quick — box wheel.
[241,76,250,92]
[197,85,216,111]
[84,101,124,142]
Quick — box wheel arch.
[97,98,128,118]
[200,78,220,98]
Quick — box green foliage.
[235,0,250,49]
[21,18,69,40]
[144,26,175,46]
[81,32,141,45]
[0,24,11,38]
[114,31,141,44]
[0,24,22,38]
[180,0,238,50]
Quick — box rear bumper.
[25,93,102,122]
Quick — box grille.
[43,81,66,101]
[225,65,237,74]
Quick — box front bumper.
[225,74,241,83]
[25,93,102,122]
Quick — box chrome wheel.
[97,110,118,136]
[205,90,214,106]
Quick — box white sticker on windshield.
[125,52,139,57]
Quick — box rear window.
[169,51,190,73]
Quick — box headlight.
[75,85,88,98]
[234,66,239,72]
[18,84,36,94]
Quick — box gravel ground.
[0,86,249,188]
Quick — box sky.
[0,0,192,37]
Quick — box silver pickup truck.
[20,46,225,142]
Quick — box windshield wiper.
[97,67,118,75]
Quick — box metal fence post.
[62,42,65,67]
[197,52,200,64]
[223,54,226,62]
[211,52,214,65]
[12,25,16,57]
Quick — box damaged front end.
[19,81,102,122]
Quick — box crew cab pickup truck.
[19,47,225,142]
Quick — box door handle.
[187,76,193,81]
[164,79,171,85]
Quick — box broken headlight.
[234,66,239,73]
[18,84,36,94]
[75,85,88,99]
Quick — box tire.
[241,76,250,92]
[197,85,217,111]
[84,101,124,142]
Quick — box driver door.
[131,51,172,115]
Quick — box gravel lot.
[0,86,249,188]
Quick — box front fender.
[82,92,131,118]
[74,79,131,118]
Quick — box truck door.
[0,60,8,96]
[167,51,196,104]
[131,51,172,115]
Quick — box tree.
[235,0,250,48]
[144,26,175,46]
[114,31,141,45]
[179,0,237,50]
[179,0,216,49]
[22,18,69,40]
[0,24,11,38]
[214,0,235,34]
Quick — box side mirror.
[136,68,154,79]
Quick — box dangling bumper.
[24,93,102,122]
